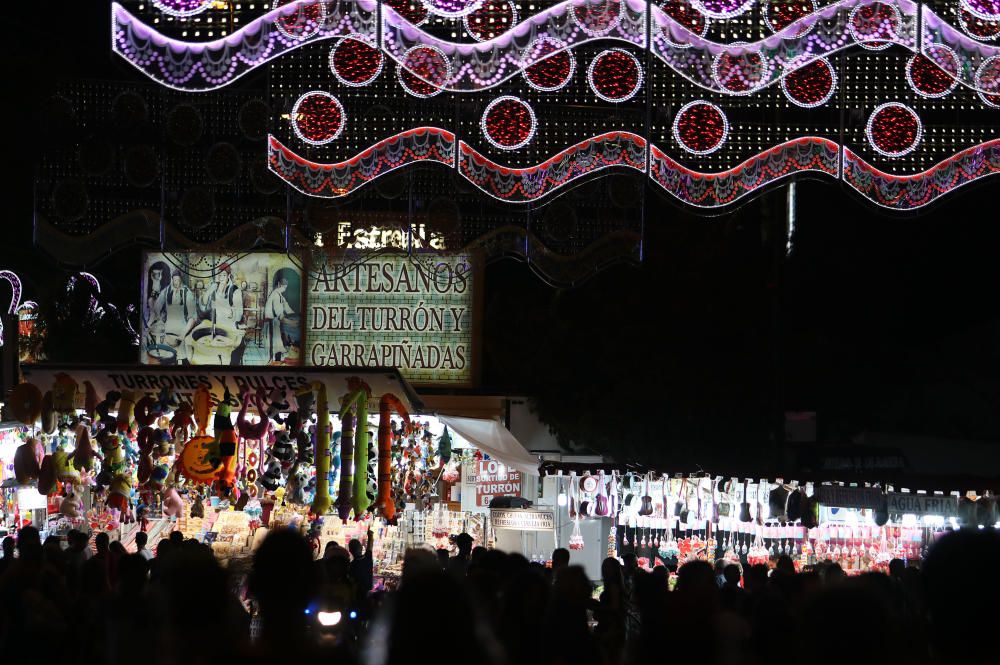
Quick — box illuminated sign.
[306,254,479,385]
[886,493,958,517]
[336,222,446,251]
[475,460,522,508]
[491,509,554,531]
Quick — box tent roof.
[438,414,539,476]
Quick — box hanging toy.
[237,389,271,440]
[310,380,334,517]
[37,455,57,495]
[134,394,162,428]
[148,463,169,492]
[9,382,43,426]
[100,433,127,473]
[72,426,102,472]
[51,373,78,412]
[212,388,240,496]
[117,390,140,433]
[83,380,99,421]
[330,431,341,483]
[136,427,156,484]
[260,459,284,492]
[60,486,83,518]
[171,401,196,441]
[377,394,411,522]
[40,391,57,435]
[95,390,121,435]
[54,449,80,485]
[265,387,290,424]
[271,431,295,469]
[162,486,184,517]
[350,379,373,518]
[14,437,44,484]
[107,473,133,513]
[193,385,212,435]
[176,434,218,484]
[288,463,310,504]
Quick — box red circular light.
[659,0,707,46]
[848,2,899,50]
[713,47,769,94]
[274,0,326,40]
[330,36,383,86]
[464,0,517,41]
[573,0,623,36]
[673,101,728,155]
[588,49,643,102]
[291,92,344,145]
[523,38,575,91]
[481,96,536,150]
[866,103,921,157]
[906,46,958,98]
[960,8,1000,40]
[764,0,816,34]
[397,46,451,97]
[385,0,429,23]
[781,58,835,107]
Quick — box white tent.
[437,415,540,476]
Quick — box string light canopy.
[384,0,430,24]
[866,102,922,157]
[959,7,1000,40]
[848,2,900,50]
[659,0,709,47]
[480,96,537,150]
[464,0,518,41]
[781,57,836,108]
[397,45,452,98]
[330,35,384,87]
[273,0,327,41]
[588,48,643,103]
[763,0,817,35]
[523,37,576,91]
[673,100,729,155]
[291,91,345,145]
[573,0,624,37]
[905,44,959,98]
[975,56,1000,106]
[422,0,483,18]
[152,0,212,17]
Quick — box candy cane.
[377,394,411,522]
[310,381,332,517]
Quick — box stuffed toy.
[377,394,411,521]
[107,473,133,513]
[72,426,102,472]
[100,433,127,473]
[288,463,310,505]
[260,459,284,492]
[60,486,83,518]
[51,373,78,412]
[117,390,140,433]
[40,391,58,434]
[148,463,169,493]
[193,385,212,435]
[350,381,373,518]
[37,455,58,495]
[136,426,155,484]
[134,395,161,428]
[9,382,43,426]
[162,487,184,517]
[237,389,270,440]
[190,489,205,518]
[212,389,240,495]
[286,412,314,465]
[83,380,99,420]
[308,380,334,517]
[14,437,43,484]
[95,390,121,434]
[266,387,289,424]
[171,401,196,441]
[53,449,80,485]
[271,431,295,468]
[153,428,173,457]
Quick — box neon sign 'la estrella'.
[336,222,447,251]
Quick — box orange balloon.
[177,435,221,484]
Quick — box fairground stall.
[12,365,541,581]
[537,462,999,580]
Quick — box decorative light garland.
[421,0,483,18]
[672,100,729,155]
[905,44,959,98]
[329,35,384,87]
[848,2,900,51]
[480,96,537,150]
[962,0,1000,21]
[959,7,1000,40]
[712,43,771,95]
[976,55,1000,106]
[572,0,624,37]
[865,102,922,157]
[464,0,518,41]
[396,45,453,98]
[690,0,754,21]
[781,57,836,108]
[291,91,346,145]
[152,0,213,17]
[763,0,817,35]
[588,48,643,103]
[274,0,327,41]
[659,0,709,48]
[522,37,576,91]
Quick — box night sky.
[4,4,1000,455]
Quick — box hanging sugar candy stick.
[333,382,368,519]
[310,381,334,517]
[193,385,212,436]
[352,380,374,518]
[376,394,411,522]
